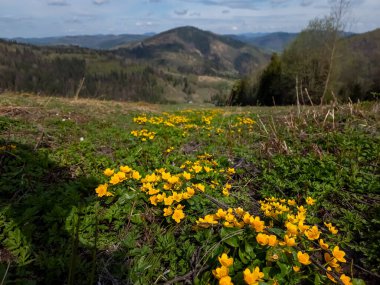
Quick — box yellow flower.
[250,216,265,232]
[305,225,321,240]
[163,207,173,216]
[110,174,121,185]
[172,191,183,202]
[319,239,329,250]
[219,276,233,285]
[116,171,126,180]
[256,233,269,246]
[280,235,296,247]
[103,168,114,176]
[243,213,252,224]
[212,266,229,279]
[324,253,339,268]
[192,165,203,173]
[287,199,296,206]
[172,208,185,223]
[182,171,191,180]
[293,266,300,272]
[164,196,174,206]
[218,253,234,267]
[186,187,195,196]
[268,235,278,246]
[297,251,311,265]
[306,196,316,205]
[95,184,113,197]
[168,175,180,184]
[298,221,310,233]
[120,165,132,173]
[149,195,158,206]
[204,166,212,173]
[326,271,337,283]
[286,222,298,236]
[195,183,205,192]
[243,267,264,285]
[340,274,352,285]
[332,246,346,263]
[324,222,339,234]
[132,170,141,180]
[148,187,160,195]
[216,209,227,219]
[227,167,235,175]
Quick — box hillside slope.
[230,32,298,53]
[116,26,270,77]
[338,28,380,100]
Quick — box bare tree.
[320,0,351,105]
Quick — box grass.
[0,92,379,284]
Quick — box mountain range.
[1,26,378,104]
[10,29,298,53]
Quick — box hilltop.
[115,26,269,77]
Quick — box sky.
[0,0,379,38]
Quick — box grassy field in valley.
[0,92,379,284]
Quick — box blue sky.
[0,0,379,37]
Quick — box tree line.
[228,0,380,106]
[0,41,164,103]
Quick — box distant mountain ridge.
[11,34,152,50]
[234,32,298,52]
[9,31,296,53]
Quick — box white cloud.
[92,0,110,5]
[47,0,69,6]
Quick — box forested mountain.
[229,27,380,106]
[0,40,165,102]
[115,26,270,77]
[230,32,298,53]
[0,27,272,103]
[338,28,380,101]
[11,34,151,50]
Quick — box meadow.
[0,93,379,284]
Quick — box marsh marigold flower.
[268,235,278,246]
[163,207,173,217]
[212,266,229,279]
[325,222,339,234]
[297,251,311,265]
[340,274,352,285]
[332,246,346,263]
[319,239,329,250]
[110,174,121,185]
[243,267,264,285]
[280,235,296,247]
[218,253,233,267]
[103,168,114,176]
[172,208,185,223]
[250,216,265,232]
[324,253,339,268]
[95,183,113,197]
[219,276,233,285]
[256,233,269,246]
[305,225,321,240]
[306,196,316,205]
[182,171,191,180]
[120,165,132,173]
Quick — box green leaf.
[220,227,241,248]
[352,278,366,285]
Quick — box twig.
[0,261,10,285]
[305,88,314,106]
